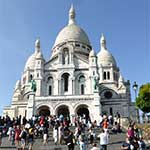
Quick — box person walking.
[53,126,58,145]
[98,129,109,150]
[66,131,75,150]
[15,125,21,149]
[28,128,34,150]
[19,126,27,150]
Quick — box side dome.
[97,34,117,66]
[97,50,116,66]
[24,53,36,70]
[54,24,90,47]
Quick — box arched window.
[64,75,68,92]
[103,72,106,80]
[62,73,69,93]
[48,85,52,95]
[81,84,84,95]
[29,74,33,82]
[47,76,53,95]
[107,72,110,80]
[79,75,85,95]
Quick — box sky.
[0,0,149,115]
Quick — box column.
[26,92,35,120]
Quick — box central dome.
[54,24,90,47]
[53,5,91,48]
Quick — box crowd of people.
[121,121,146,150]
[0,112,147,150]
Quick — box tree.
[136,83,150,113]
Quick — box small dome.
[24,53,36,70]
[89,49,95,57]
[15,80,21,90]
[97,49,117,66]
[53,24,90,47]
[36,52,44,59]
[119,74,124,83]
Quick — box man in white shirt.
[98,129,109,150]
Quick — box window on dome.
[93,71,95,76]
[103,72,106,80]
[107,72,110,80]
[75,43,80,47]
[82,45,86,49]
[37,73,39,78]
[29,74,33,82]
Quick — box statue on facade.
[93,76,98,91]
[31,79,37,92]
[64,50,69,64]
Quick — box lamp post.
[132,81,139,123]
[133,81,138,99]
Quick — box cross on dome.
[69,4,76,25]
[100,33,107,50]
[35,38,40,53]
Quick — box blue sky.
[0,0,149,115]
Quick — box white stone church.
[3,6,137,122]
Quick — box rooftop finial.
[100,33,107,50]
[69,4,76,25]
[35,38,40,52]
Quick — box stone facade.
[3,6,136,122]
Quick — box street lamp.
[132,81,138,99]
[132,81,139,123]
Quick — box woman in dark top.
[66,131,75,150]
[28,128,34,150]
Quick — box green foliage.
[136,83,150,113]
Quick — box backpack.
[20,131,27,139]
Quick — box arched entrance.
[37,106,50,116]
[56,105,70,118]
[76,105,90,119]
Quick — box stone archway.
[37,105,50,116]
[56,105,70,118]
[76,105,90,119]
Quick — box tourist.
[53,126,58,145]
[138,137,146,150]
[121,137,133,150]
[66,131,75,150]
[127,125,134,139]
[19,126,27,150]
[58,123,64,144]
[79,136,86,150]
[28,127,34,150]
[90,143,99,150]
[43,126,48,145]
[15,125,21,149]
[98,129,109,150]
